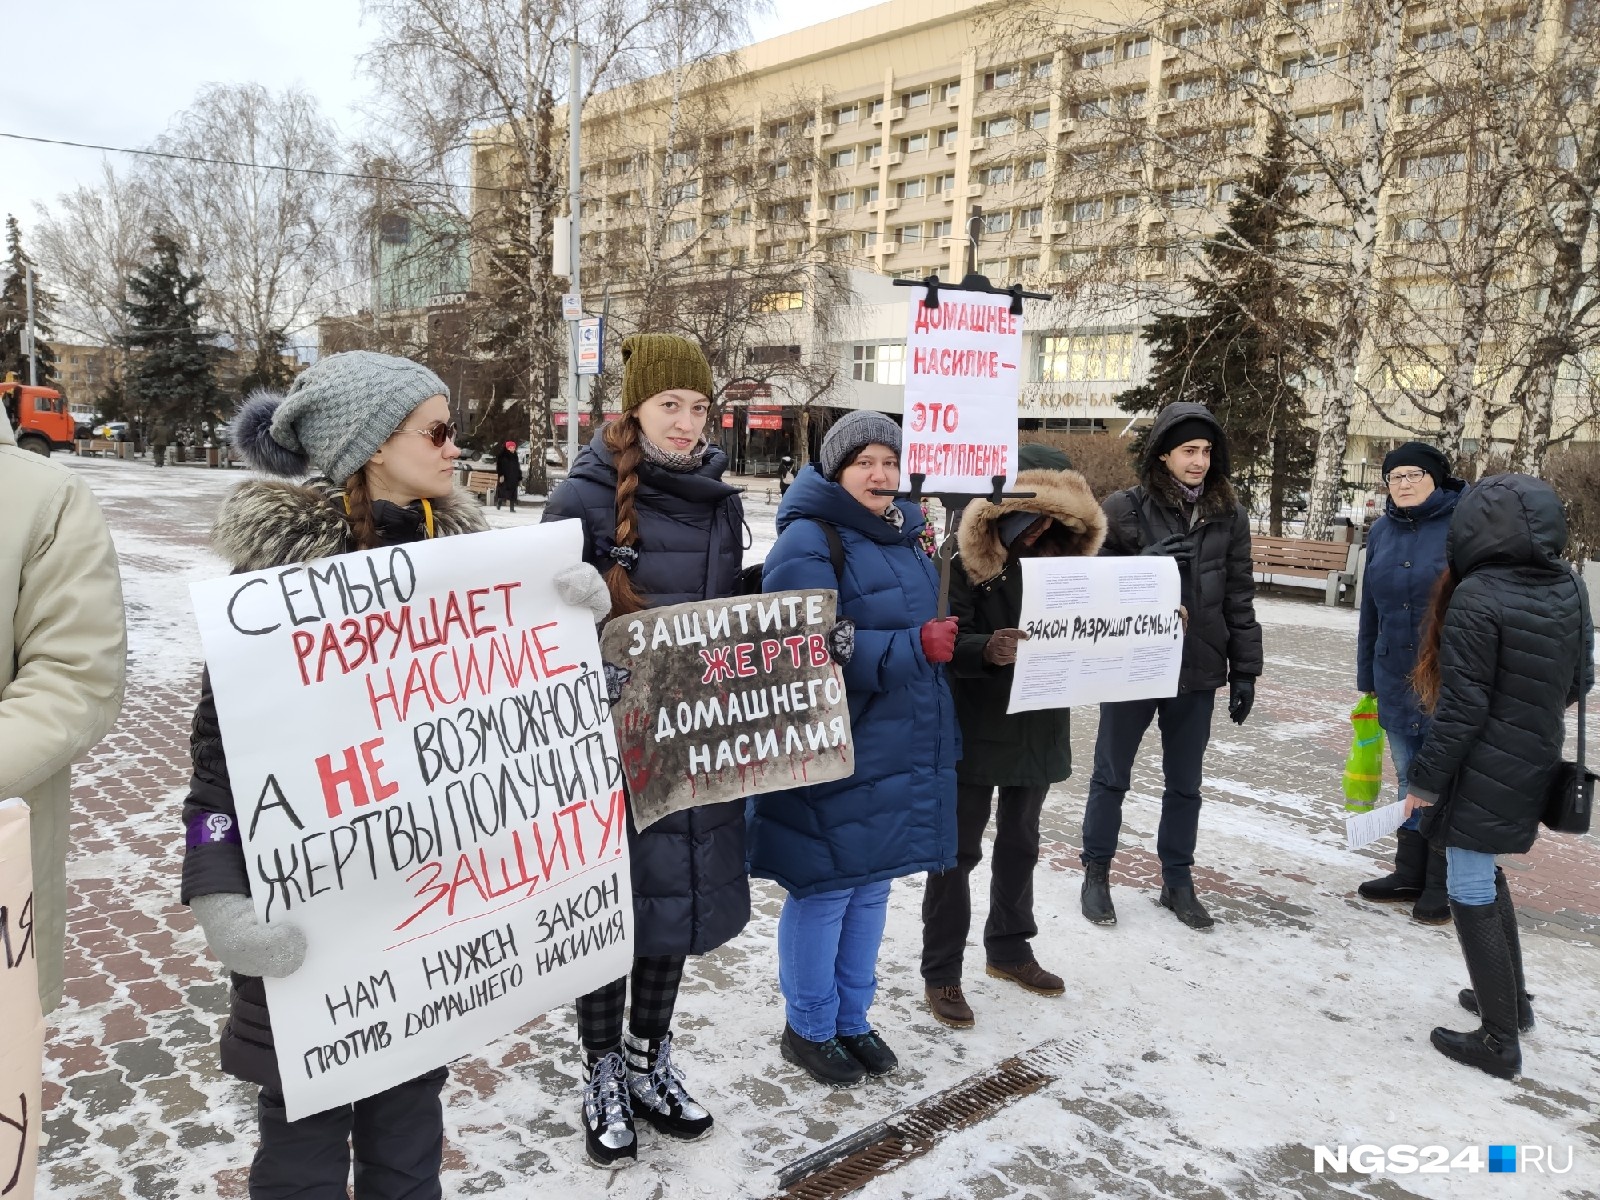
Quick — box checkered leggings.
[575,954,686,1061]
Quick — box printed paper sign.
[902,294,1023,493]
[1008,557,1183,712]
[191,523,631,1121]
[1345,800,1406,851]
[600,591,853,827]
[0,799,42,1200]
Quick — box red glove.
[919,616,959,664]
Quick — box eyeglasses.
[399,420,457,447]
[1386,470,1428,487]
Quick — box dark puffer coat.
[543,426,749,957]
[1356,481,1464,738]
[1099,403,1263,692]
[949,445,1106,786]
[181,479,488,1089]
[746,465,959,897]
[1407,474,1594,855]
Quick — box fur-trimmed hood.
[1137,401,1238,519]
[957,467,1107,584]
[212,476,488,572]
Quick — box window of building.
[899,223,924,243]
[1397,214,1461,241]
[665,218,697,241]
[750,344,802,365]
[1289,0,1341,19]
[1403,150,1466,178]
[1404,92,1441,115]
[1020,206,1044,228]
[755,291,806,312]
[835,104,859,124]
[897,177,927,199]
[1036,330,1136,381]
[1121,88,1148,114]
[1228,66,1261,90]
[860,230,880,249]
[1557,134,1580,168]
[830,147,856,167]
[826,234,851,254]
[940,80,962,103]
[831,190,854,210]
[934,174,955,194]
[1169,77,1215,101]
[983,211,1013,233]
[1073,197,1105,222]
[709,211,730,229]
[984,115,1017,137]
[1175,24,1212,46]
[1341,105,1362,128]
[1283,54,1329,80]
[903,88,931,108]
[1295,109,1334,134]
[902,133,929,154]
[1031,59,1054,80]
[852,342,907,384]
[1224,123,1253,145]
[984,164,1014,186]
[769,121,791,139]
[1217,181,1239,202]
[1231,12,1262,34]
[865,142,883,161]
[1079,45,1114,68]
[1165,184,1206,207]
[1411,25,1478,51]
[861,184,880,204]
[1024,158,1047,178]
[868,98,886,117]
[932,218,953,238]
[937,126,960,147]
[1125,35,1151,58]
[1074,97,1110,120]
[770,161,790,179]
[1030,109,1051,130]
[1114,193,1140,214]
[984,66,1019,90]
[978,258,1008,276]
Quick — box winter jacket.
[0,410,126,1014]
[180,478,487,1089]
[1099,403,1263,693]
[495,447,523,501]
[1356,482,1464,738]
[746,464,959,897]
[949,446,1106,786]
[1407,474,1595,856]
[542,427,749,958]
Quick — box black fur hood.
[212,477,488,572]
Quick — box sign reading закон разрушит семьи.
[191,522,631,1121]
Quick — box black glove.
[1140,532,1194,563]
[1229,676,1256,725]
[826,619,856,666]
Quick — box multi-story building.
[473,0,1598,471]
[53,343,119,417]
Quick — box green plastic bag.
[1343,694,1386,812]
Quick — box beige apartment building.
[53,343,119,416]
[475,0,1595,473]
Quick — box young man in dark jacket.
[921,445,1106,1027]
[1080,403,1263,931]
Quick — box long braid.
[602,416,648,618]
[344,470,380,552]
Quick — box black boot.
[1357,826,1427,902]
[1159,884,1215,931]
[580,1051,637,1168]
[624,1031,714,1140]
[1080,860,1117,926]
[1431,900,1522,1079]
[780,1024,865,1087]
[1410,845,1451,925]
[1459,869,1535,1033]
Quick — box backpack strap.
[807,518,846,582]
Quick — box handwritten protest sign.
[1008,557,1183,712]
[600,590,853,826]
[902,294,1022,493]
[191,522,630,1120]
[0,799,42,1200]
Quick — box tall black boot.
[1431,900,1521,1079]
[1410,845,1452,925]
[1358,826,1428,902]
[1459,868,1535,1033]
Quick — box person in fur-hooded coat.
[921,444,1105,1028]
[1078,402,1262,933]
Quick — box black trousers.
[575,954,686,1061]
[921,782,1048,986]
[1080,690,1216,888]
[250,1067,447,1199]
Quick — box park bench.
[464,470,499,503]
[75,439,120,457]
[1251,535,1363,607]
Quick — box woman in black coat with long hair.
[1403,474,1593,1079]
[542,333,747,1168]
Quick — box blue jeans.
[1385,726,1428,832]
[777,880,892,1041]
[1445,847,1497,905]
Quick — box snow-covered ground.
[39,454,1600,1200]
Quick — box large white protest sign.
[191,522,630,1120]
[902,293,1022,493]
[0,799,42,1200]
[1008,557,1183,712]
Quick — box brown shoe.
[985,959,1065,997]
[924,983,975,1028]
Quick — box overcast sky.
[0,0,877,245]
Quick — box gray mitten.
[190,893,307,978]
[554,562,613,621]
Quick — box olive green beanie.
[620,334,713,411]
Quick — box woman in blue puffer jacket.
[749,410,959,1087]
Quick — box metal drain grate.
[772,1047,1063,1200]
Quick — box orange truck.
[0,375,76,456]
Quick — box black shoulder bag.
[737,519,844,595]
[1543,575,1596,835]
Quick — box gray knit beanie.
[819,410,902,481]
[229,351,449,482]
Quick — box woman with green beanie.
[543,333,749,1168]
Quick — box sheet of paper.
[1008,557,1183,712]
[1345,800,1406,851]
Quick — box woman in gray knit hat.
[181,351,610,1198]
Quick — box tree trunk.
[1268,432,1289,537]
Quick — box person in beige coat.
[0,407,127,1014]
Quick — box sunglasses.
[399,420,458,447]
